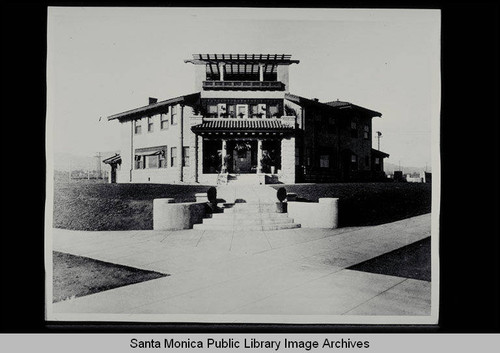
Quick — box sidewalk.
[49,213,433,323]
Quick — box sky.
[47,7,440,169]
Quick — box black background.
[1,1,498,333]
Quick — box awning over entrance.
[191,119,296,136]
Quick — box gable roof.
[107,93,200,121]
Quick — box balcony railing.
[203,80,285,91]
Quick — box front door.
[230,141,257,173]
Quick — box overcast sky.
[47,7,440,168]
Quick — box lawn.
[53,251,168,303]
[272,182,432,227]
[348,237,431,281]
[52,179,212,230]
[52,178,431,230]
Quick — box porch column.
[259,64,265,82]
[281,136,296,184]
[257,139,263,173]
[221,139,227,172]
[219,63,225,81]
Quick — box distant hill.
[53,151,120,172]
[384,162,431,175]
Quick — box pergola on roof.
[185,54,300,77]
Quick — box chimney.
[149,97,158,105]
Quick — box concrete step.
[201,217,295,226]
[211,212,291,220]
[223,204,278,213]
[193,223,301,231]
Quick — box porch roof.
[371,148,390,158]
[191,119,296,135]
[102,154,121,164]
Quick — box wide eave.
[107,93,200,121]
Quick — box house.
[104,54,389,184]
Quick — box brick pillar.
[281,136,296,184]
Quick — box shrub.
[276,187,287,202]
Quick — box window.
[218,103,227,118]
[375,157,380,165]
[208,105,218,118]
[147,154,158,168]
[160,113,169,130]
[171,147,177,167]
[350,121,358,138]
[320,155,329,168]
[182,147,190,167]
[135,155,144,169]
[134,119,142,134]
[249,104,259,118]
[147,116,154,132]
[363,125,369,139]
[350,154,358,171]
[268,104,279,118]
[171,105,178,125]
[227,104,236,118]
[237,104,248,119]
[159,150,167,168]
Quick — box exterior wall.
[277,65,289,91]
[117,120,133,183]
[117,103,199,184]
[280,136,295,184]
[194,65,206,92]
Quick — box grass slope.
[52,180,211,230]
[53,251,168,303]
[272,183,432,227]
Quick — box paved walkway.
[48,213,433,323]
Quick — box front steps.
[193,202,301,231]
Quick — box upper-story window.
[268,104,279,118]
[363,125,370,139]
[160,113,169,130]
[171,106,178,125]
[134,119,142,134]
[249,104,259,118]
[227,104,236,118]
[236,105,248,119]
[350,121,358,138]
[208,105,218,119]
[147,116,154,132]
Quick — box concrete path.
[49,213,433,322]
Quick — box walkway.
[48,213,434,323]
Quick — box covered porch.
[191,119,297,184]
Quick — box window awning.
[135,150,163,156]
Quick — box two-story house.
[104,54,389,184]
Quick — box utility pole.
[376,131,382,150]
[95,152,102,179]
